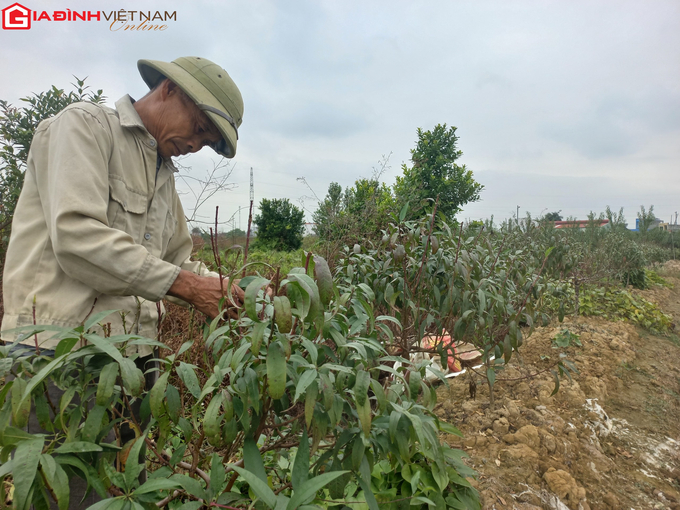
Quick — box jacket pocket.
[107,176,147,238]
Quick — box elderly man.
[2,56,245,348]
[1,57,245,508]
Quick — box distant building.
[553,219,610,230]
[631,218,667,232]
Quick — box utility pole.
[516,205,520,226]
[243,168,254,276]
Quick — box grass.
[191,235,323,281]
[665,334,680,347]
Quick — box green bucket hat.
[137,56,243,158]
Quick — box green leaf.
[83,498,126,510]
[119,357,144,397]
[244,277,271,322]
[503,334,512,363]
[486,368,495,388]
[54,441,103,454]
[300,338,318,366]
[40,455,69,510]
[0,426,36,447]
[205,325,231,350]
[96,362,119,406]
[149,371,170,420]
[291,428,310,491]
[175,503,202,510]
[55,455,106,497]
[243,438,268,484]
[357,283,375,302]
[12,438,43,510]
[231,465,277,509]
[204,391,225,446]
[356,399,372,437]
[250,321,268,355]
[313,255,334,307]
[133,477,181,495]
[11,377,30,429]
[389,411,402,442]
[287,273,321,320]
[81,333,124,362]
[54,337,78,358]
[177,362,201,399]
[437,419,463,437]
[273,296,293,334]
[286,471,350,510]
[357,476,380,510]
[166,384,181,424]
[351,435,365,471]
[84,309,119,331]
[267,342,287,400]
[319,372,334,410]
[399,202,409,222]
[353,370,370,407]
[369,379,386,414]
[82,404,107,443]
[210,452,226,495]
[20,353,70,411]
[294,369,318,403]
[304,382,318,429]
[169,474,207,501]
[550,369,560,396]
[408,370,422,399]
[477,288,486,314]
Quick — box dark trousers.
[9,346,157,510]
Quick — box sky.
[1,0,679,231]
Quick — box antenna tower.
[243,167,255,275]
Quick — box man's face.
[153,80,222,159]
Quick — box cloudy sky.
[1,0,679,230]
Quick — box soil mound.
[438,262,680,509]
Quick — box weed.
[552,329,582,348]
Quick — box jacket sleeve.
[32,105,180,301]
[163,187,219,279]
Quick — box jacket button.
[149,139,156,147]
[144,233,151,240]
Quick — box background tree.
[253,198,305,251]
[394,123,483,220]
[312,181,344,240]
[544,211,563,221]
[637,205,656,235]
[313,178,395,252]
[0,77,104,261]
[605,206,628,232]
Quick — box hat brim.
[137,59,237,158]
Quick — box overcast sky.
[1,0,679,230]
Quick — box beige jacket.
[2,96,214,354]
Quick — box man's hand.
[167,270,245,319]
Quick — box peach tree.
[0,253,479,509]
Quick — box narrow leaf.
[243,438,268,484]
[231,465,277,509]
[291,428,310,491]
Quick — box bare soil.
[437,261,680,510]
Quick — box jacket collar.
[115,95,148,131]
[115,95,178,173]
